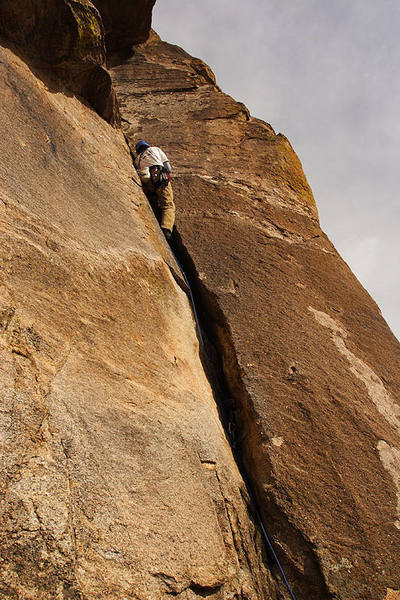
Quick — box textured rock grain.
[111,31,400,600]
[0,44,277,599]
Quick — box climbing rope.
[240,470,298,600]
[168,240,298,600]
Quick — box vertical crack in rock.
[169,233,334,600]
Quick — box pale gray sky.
[153,1,400,341]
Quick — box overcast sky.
[153,1,400,341]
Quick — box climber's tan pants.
[143,180,175,232]
[156,182,175,231]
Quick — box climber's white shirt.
[136,146,169,170]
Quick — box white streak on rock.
[377,441,400,530]
[309,307,400,437]
[309,306,400,529]
[272,436,284,447]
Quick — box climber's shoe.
[162,228,172,241]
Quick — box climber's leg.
[156,182,175,232]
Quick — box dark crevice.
[11,349,30,359]
[188,583,224,598]
[202,112,245,122]
[116,86,199,98]
[167,229,335,600]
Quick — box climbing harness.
[168,240,298,600]
[149,164,170,189]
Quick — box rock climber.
[134,140,175,241]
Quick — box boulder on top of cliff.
[0,0,120,125]
[92,0,156,50]
[0,0,105,65]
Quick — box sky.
[153,1,400,341]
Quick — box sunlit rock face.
[0,39,276,600]
[110,29,400,600]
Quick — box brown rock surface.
[92,0,156,50]
[0,0,119,124]
[111,31,400,600]
[0,44,278,599]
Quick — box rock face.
[1,2,400,599]
[0,43,277,599]
[110,31,400,600]
[0,0,119,124]
[92,0,156,50]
